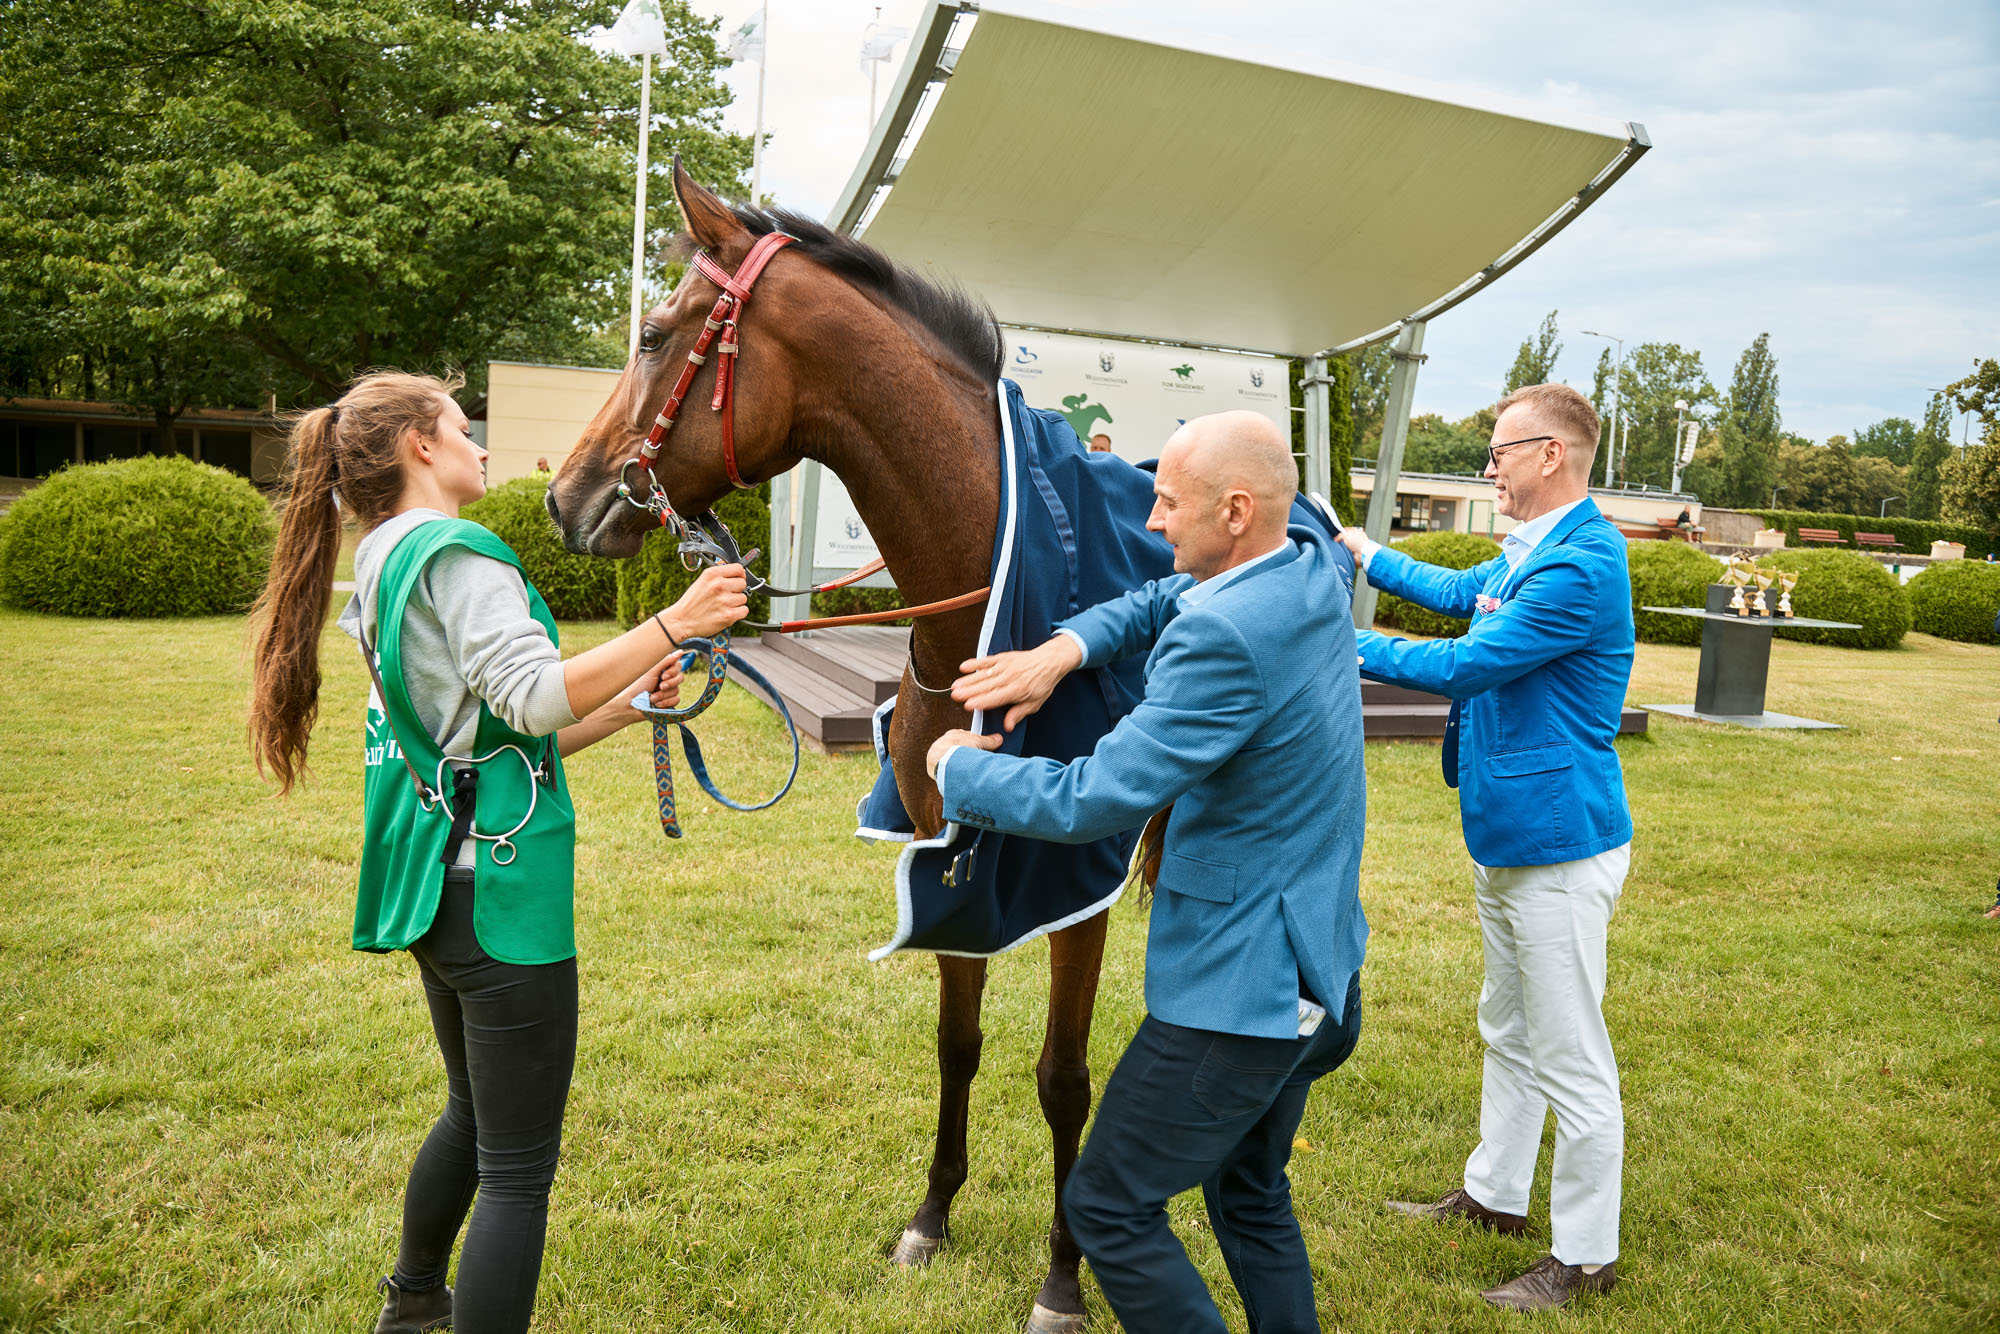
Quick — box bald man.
[929,411,1368,1333]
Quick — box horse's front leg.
[1027,909,1111,1333]
[893,954,989,1266]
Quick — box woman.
[249,370,745,1333]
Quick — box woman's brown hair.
[249,370,465,792]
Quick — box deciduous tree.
[1503,310,1562,394]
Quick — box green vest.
[354,518,577,964]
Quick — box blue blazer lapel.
[1496,498,1604,600]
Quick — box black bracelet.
[653,612,681,648]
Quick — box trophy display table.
[1640,586,1862,730]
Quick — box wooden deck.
[727,627,1645,753]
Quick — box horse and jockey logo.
[1249,369,1265,388]
[1171,363,1195,380]
[1058,392,1113,442]
[1098,352,1116,373]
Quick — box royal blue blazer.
[1357,498,1635,869]
[938,526,1369,1040]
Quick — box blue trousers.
[1064,976,1362,1334]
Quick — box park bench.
[1854,532,1903,552]
[1797,527,1847,546]
[1653,517,1705,542]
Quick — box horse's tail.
[1124,804,1172,905]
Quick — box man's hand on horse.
[951,634,1085,731]
[926,728,1002,780]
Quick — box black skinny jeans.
[394,868,577,1334]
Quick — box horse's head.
[547,159,804,557]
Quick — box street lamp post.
[1880,495,1901,518]
[1582,330,1624,488]
[1670,398,1689,493]
[1771,485,1786,508]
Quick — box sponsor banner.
[811,328,1289,570]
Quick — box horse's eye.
[639,326,664,353]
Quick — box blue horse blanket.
[858,379,1349,960]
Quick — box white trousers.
[1462,843,1628,1266]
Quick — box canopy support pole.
[1301,355,1331,501]
[774,463,821,628]
[1352,320,1428,631]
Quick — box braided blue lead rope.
[631,632,802,838]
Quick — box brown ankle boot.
[374,1275,452,1333]
[1384,1187,1529,1236]
[1481,1255,1616,1312]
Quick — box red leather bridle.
[623,230,793,522]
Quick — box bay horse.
[546,160,1119,1334]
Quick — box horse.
[546,160,1126,1334]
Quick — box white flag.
[609,0,668,59]
[726,15,765,63]
[858,25,909,74]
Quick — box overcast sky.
[684,0,1999,443]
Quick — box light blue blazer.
[938,526,1368,1040]
[1357,498,1635,869]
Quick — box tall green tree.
[1346,343,1394,461]
[1603,342,1715,490]
[1945,357,2000,430]
[1939,360,2000,536]
[1715,333,1782,507]
[1851,417,1917,465]
[1907,393,1953,519]
[1503,310,1562,394]
[1326,354,1358,522]
[0,0,749,407]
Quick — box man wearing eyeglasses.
[1335,382,1634,1313]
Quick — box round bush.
[1374,531,1502,637]
[1904,559,2000,644]
[1754,548,1910,650]
[462,475,619,620]
[615,482,772,630]
[1628,541,1723,645]
[0,457,275,617]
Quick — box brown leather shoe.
[374,1275,452,1333]
[1481,1254,1616,1312]
[1384,1187,1528,1236]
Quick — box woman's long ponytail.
[249,406,343,792]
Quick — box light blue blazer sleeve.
[940,608,1266,844]
[1055,574,1194,668]
[1365,547,1506,620]
[1358,551,1597,701]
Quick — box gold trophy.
[1777,571,1799,618]
[1752,571,1775,616]
[1722,562,1751,616]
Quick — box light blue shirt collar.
[1499,498,1584,571]
[1178,539,1291,609]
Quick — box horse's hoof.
[1025,1302,1086,1334]
[890,1227,945,1268]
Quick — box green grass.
[1,609,1996,1332]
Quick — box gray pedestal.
[1640,589,1862,730]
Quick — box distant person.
[1675,506,1692,530]
[1088,433,1113,453]
[1337,383,1634,1313]
[535,456,550,473]
[248,370,746,1334]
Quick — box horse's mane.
[728,203,1004,383]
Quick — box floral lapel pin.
[1476,594,1502,615]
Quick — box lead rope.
[630,631,801,838]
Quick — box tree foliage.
[1907,393,1954,520]
[1607,342,1716,491]
[1504,310,1562,394]
[0,0,749,415]
[1402,413,1489,476]
[1851,417,1917,465]
[1711,333,1782,508]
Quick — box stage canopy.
[829,0,1648,359]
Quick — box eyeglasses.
[1486,435,1557,468]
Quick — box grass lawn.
[1,608,1996,1332]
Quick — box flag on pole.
[609,0,668,58]
[858,25,909,74]
[726,14,765,63]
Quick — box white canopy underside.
[831,1,1646,357]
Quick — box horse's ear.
[672,155,747,256]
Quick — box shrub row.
[1742,509,1994,555]
[460,475,621,620]
[1905,559,2000,644]
[1371,531,1500,638]
[0,457,275,617]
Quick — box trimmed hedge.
[0,457,275,617]
[615,482,772,630]
[1373,531,1501,638]
[461,476,620,620]
[1744,509,1994,555]
[1905,560,2000,644]
[1628,541,1723,645]
[1754,548,1909,649]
